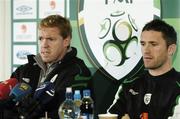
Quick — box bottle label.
[81,113,93,119]
[62,109,75,119]
[64,114,74,119]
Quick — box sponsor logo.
[19,83,30,91]
[21,24,27,33]
[49,0,56,10]
[16,50,31,60]
[129,89,139,95]
[16,5,32,14]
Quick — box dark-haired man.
[108,19,180,119]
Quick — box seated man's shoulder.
[175,71,180,87]
[122,70,147,86]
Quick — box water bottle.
[58,87,75,119]
[80,89,94,119]
[74,90,82,119]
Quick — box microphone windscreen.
[9,83,32,102]
[0,78,18,100]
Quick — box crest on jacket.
[144,93,152,105]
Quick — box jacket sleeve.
[168,97,180,119]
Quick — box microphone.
[9,82,32,102]
[0,78,18,100]
[34,81,55,104]
[18,82,55,118]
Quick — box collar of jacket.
[27,47,77,66]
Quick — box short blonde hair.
[39,15,72,39]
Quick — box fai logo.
[144,93,152,105]
[77,0,161,80]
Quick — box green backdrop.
[11,0,180,118]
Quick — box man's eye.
[48,38,54,41]
[39,37,42,41]
[151,43,157,46]
[140,42,145,46]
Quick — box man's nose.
[41,39,49,47]
[143,45,151,54]
[142,44,151,54]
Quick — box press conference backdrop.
[11,0,180,77]
[11,0,180,117]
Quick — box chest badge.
[144,93,152,105]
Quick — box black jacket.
[2,47,91,119]
[108,68,180,119]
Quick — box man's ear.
[168,44,176,56]
[63,36,71,47]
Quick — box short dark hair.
[39,15,72,39]
[142,19,177,46]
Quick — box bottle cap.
[74,90,80,94]
[83,89,90,97]
[74,90,81,100]
[66,87,72,93]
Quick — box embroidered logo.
[50,74,58,83]
[129,89,139,95]
[144,93,152,105]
